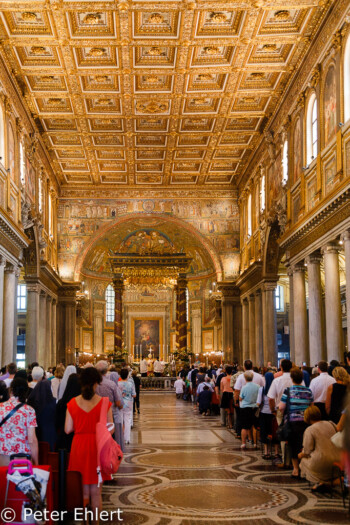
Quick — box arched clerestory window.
[282,140,288,185]
[0,104,4,165]
[247,193,252,237]
[105,284,115,322]
[260,173,265,212]
[20,141,25,185]
[306,93,318,165]
[344,36,350,123]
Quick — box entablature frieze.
[59,189,238,200]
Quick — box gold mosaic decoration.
[0,2,332,188]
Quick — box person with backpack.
[65,367,114,522]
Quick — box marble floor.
[103,392,349,524]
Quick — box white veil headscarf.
[57,365,77,401]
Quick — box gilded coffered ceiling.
[0,0,332,189]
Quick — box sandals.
[311,483,329,493]
[240,444,246,450]
[262,454,271,460]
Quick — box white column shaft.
[293,266,309,365]
[323,245,343,361]
[255,291,263,366]
[242,299,249,361]
[262,284,277,365]
[307,255,325,365]
[25,287,40,365]
[0,258,5,366]
[342,231,350,353]
[248,296,256,362]
[2,265,18,364]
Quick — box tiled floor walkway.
[103,392,349,524]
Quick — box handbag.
[276,388,293,442]
[0,403,24,428]
[96,397,123,485]
[331,430,344,449]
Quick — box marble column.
[46,296,52,368]
[112,275,124,354]
[64,298,76,363]
[191,307,202,356]
[39,291,47,366]
[219,284,238,362]
[25,284,40,364]
[51,299,57,366]
[262,282,278,365]
[93,301,104,356]
[287,267,295,363]
[306,252,325,365]
[255,290,264,366]
[242,298,249,361]
[322,243,343,361]
[341,230,350,354]
[175,285,179,351]
[2,263,19,364]
[293,264,309,365]
[177,273,188,354]
[248,294,256,362]
[0,256,5,366]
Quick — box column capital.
[4,262,20,276]
[112,275,124,292]
[40,290,47,298]
[52,298,57,306]
[255,289,262,297]
[26,283,40,294]
[263,281,277,292]
[46,295,53,303]
[321,243,341,256]
[248,294,255,302]
[241,297,249,305]
[217,281,239,299]
[177,273,188,289]
[287,266,293,277]
[305,251,322,265]
[0,255,6,268]
[292,262,307,274]
[340,230,350,243]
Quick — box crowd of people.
[0,353,350,520]
[174,355,350,493]
[0,359,140,522]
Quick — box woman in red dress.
[65,367,113,522]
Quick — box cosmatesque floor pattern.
[102,393,349,524]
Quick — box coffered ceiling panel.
[0,1,333,188]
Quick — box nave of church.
[0,0,350,523]
[104,392,348,524]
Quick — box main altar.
[108,232,192,364]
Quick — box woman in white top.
[51,364,65,399]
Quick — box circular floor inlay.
[299,509,349,524]
[136,451,242,468]
[137,480,288,515]
[153,484,271,510]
